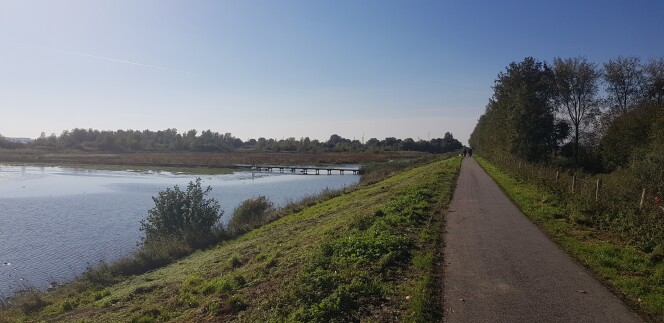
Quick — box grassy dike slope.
[476,157,664,322]
[3,157,460,322]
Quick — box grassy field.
[476,157,664,322]
[0,156,460,322]
[0,150,425,171]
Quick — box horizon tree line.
[0,128,463,154]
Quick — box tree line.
[470,56,663,173]
[1,128,462,154]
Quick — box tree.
[599,103,657,171]
[140,178,222,245]
[485,57,557,161]
[630,109,664,198]
[366,138,380,149]
[0,134,25,149]
[402,138,416,151]
[603,56,644,115]
[644,57,664,105]
[553,57,601,167]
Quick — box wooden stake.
[595,179,601,201]
[571,175,576,193]
[640,188,646,209]
[555,170,560,181]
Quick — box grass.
[476,156,664,322]
[0,149,429,175]
[0,156,460,322]
[0,149,425,170]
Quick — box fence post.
[555,170,560,181]
[640,188,646,209]
[571,174,576,193]
[595,179,601,202]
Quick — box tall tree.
[553,57,600,167]
[603,56,644,115]
[491,57,557,161]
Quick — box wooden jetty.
[235,164,361,175]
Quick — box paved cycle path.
[443,157,642,322]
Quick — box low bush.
[227,196,274,234]
[15,291,48,315]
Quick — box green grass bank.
[476,157,664,322]
[1,157,460,322]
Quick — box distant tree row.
[470,56,664,174]
[8,128,462,154]
[0,136,25,149]
[29,128,241,152]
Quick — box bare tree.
[553,57,600,167]
[603,56,644,115]
[644,57,664,105]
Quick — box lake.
[0,164,359,296]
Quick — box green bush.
[17,291,48,315]
[83,261,117,286]
[228,196,274,234]
[61,300,74,312]
[140,178,223,247]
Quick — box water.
[0,165,359,296]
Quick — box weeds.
[15,291,48,315]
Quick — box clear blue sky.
[1,0,663,145]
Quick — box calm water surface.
[0,165,359,296]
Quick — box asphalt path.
[443,157,643,323]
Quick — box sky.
[1,0,663,145]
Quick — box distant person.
[468,148,473,157]
[462,148,468,157]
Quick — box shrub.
[61,300,74,312]
[17,291,47,314]
[228,196,274,234]
[140,178,223,246]
[83,261,117,286]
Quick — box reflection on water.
[0,165,359,295]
